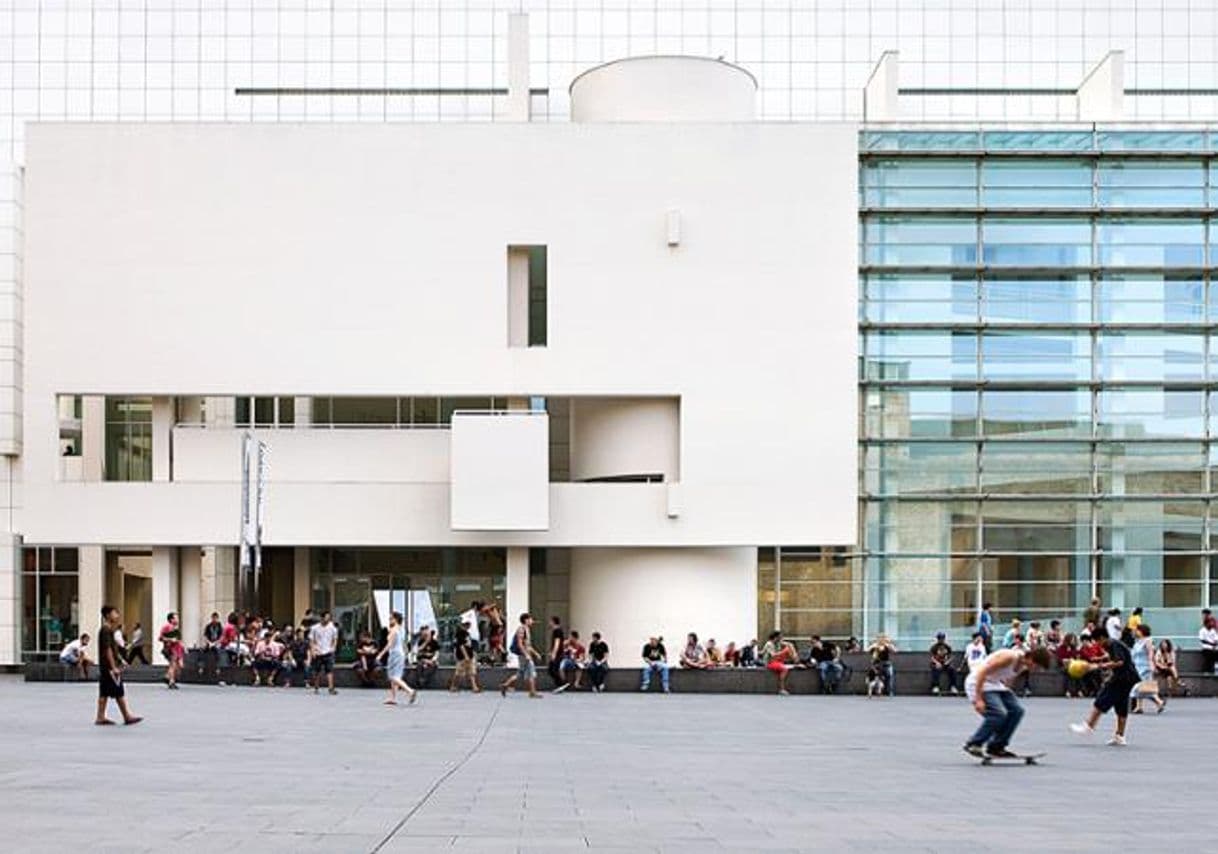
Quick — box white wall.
[450,412,549,531]
[568,547,757,655]
[570,57,756,122]
[569,397,679,482]
[21,122,858,548]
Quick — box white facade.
[12,54,858,659]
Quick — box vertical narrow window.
[508,245,547,347]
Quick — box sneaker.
[950,686,960,695]
[1107,734,1127,747]
[985,747,1018,759]
[1069,722,1094,737]
[932,687,940,696]
[962,743,984,758]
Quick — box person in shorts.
[449,621,481,693]
[500,613,541,698]
[59,634,93,679]
[1070,631,1141,746]
[95,605,142,727]
[308,611,339,695]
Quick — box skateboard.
[979,751,1045,766]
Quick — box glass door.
[331,575,371,661]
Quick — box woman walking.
[158,612,184,689]
[378,611,417,706]
[1130,623,1165,714]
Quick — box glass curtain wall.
[854,128,1217,647]
[20,547,80,661]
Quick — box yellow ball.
[1067,659,1090,679]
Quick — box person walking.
[309,610,339,695]
[158,612,184,689]
[125,622,149,665]
[1130,623,1165,715]
[95,606,142,727]
[1070,631,1142,746]
[500,613,541,698]
[547,616,566,689]
[378,611,417,706]
[449,620,481,693]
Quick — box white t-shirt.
[1200,626,1218,650]
[114,629,126,648]
[964,640,987,671]
[309,622,338,655]
[1106,616,1123,640]
[59,639,84,662]
[460,609,481,642]
[964,649,1024,698]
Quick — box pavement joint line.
[369,697,504,854]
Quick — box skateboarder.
[962,645,1052,759]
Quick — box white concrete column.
[293,397,312,428]
[81,396,105,482]
[0,533,19,665]
[200,545,237,619]
[506,547,530,626]
[863,51,900,121]
[293,547,311,623]
[152,396,173,481]
[151,547,180,634]
[78,546,106,660]
[179,547,202,647]
[1077,51,1125,121]
[506,13,530,122]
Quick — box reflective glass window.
[1097,390,1205,439]
[1096,332,1204,382]
[1097,131,1206,152]
[864,442,976,496]
[863,273,977,323]
[981,389,1091,438]
[1097,275,1203,324]
[329,397,398,426]
[982,131,1094,151]
[981,276,1090,324]
[862,387,976,439]
[1096,219,1204,267]
[1097,160,1205,208]
[981,160,1091,207]
[1097,500,1204,552]
[104,397,153,482]
[981,218,1091,266]
[861,131,981,152]
[860,159,977,207]
[981,331,1091,382]
[981,442,1092,496]
[863,331,976,381]
[980,500,1091,553]
[865,501,978,554]
[862,216,977,266]
[1097,443,1204,496]
[978,554,1092,625]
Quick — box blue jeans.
[817,660,843,693]
[878,661,894,696]
[641,661,670,691]
[967,690,1025,751]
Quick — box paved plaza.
[0,675,1212,853]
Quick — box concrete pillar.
[1077,51,1125,122]
[81,396,105,482]
[863,51,900,121]
[179,547,202,646]
[506,547,530,626]
[0,533,19,665]
[506,13,530,122]
[78,546,105,660]
[152,396,173,481]
[151,547,180,633]
[293,397,312,428]
[200,546,237,620]
[293,547,311,623]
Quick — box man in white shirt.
[308,611,339,695]
[59,634,93,678]
[963,631,988,672]
[1105,609,1123,641]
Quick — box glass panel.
[865,501,977,554]
[863,331,976,381]
[1096,219,1205,267]
[862,216,977,266]
[982,130,1094,151]
[1097,500,1204,552]
[1097,160,1206,208]
[862,387,976,439]
[1097,443,1204,496]
[104,397,153,482]
[441,397,493,423]
[412,397,439,425]
[981,160,1091,207]
[1096,332,1204,382]
[981,442,1091,495]
[981,332,1091,382]
[253,396,275,427]
[329,397,398,426]
[278,397,295,426]
[863,273,977,323]
[1097,275,1203,323]
[20,548,80,659]
[1099,556,1205,639]
[775,551,858,639]
[981,218,1091,266]
[1097,390,1204,439]
[861,130,981,152]
[981,276,1091,324]
[1096,131,1206,152]
[980,501,1091,552]
[311,397,332,426]
[57,395,82,457]
[869,556,979,643]
[981,389,1091,439]
[864,443,976,496]
[860,159,977,207]
[234,396,251,427]
[978,554,1092,628]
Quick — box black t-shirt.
[1106,639,1140,682]
[929,641,952,663]
[872,645,891,662]
[810,643,836,664]
[454,627,474,661]
[98,625,121,668]
[417,638,440,662]
[204,622,223,643]
[642,642,666,662]
[589,640,609,662]
[550,626,565,654]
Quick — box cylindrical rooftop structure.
[569,56,757,122]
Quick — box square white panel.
[450,412,549,531]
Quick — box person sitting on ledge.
[680,633,711,670]
[252,631,285,687]
[640,636,670,693]
[555,630,587,693]
[928,632,959,696]
[354,631,381,687]
[705,638,724,667]
[722,641,741,667]
[59,634,93,679]
[807,635,843,694]
[762,630,800,696]
[738,639,759,668]
[413,625,440,689]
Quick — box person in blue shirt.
[977,603,994,653]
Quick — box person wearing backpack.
[499,613,541,698]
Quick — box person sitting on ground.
[555,630,587,693]
[762,630,800,696]
[680,632,711,670]
[1045,620,1064,651]
[705,638,724,667]
[866,633,898,697]
[640,636,670,693]
[252,631,285,687]
[807,635,844,694]
[928,632,959,695]
[414,625,440,689]
[354,631,381,687]
[1153,638,1184,697]
[722,641,741,667]
[587,631,610,693]
[1057,632,1084,698]
[59,634,93,678]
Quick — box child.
[1070,631,1141,745]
